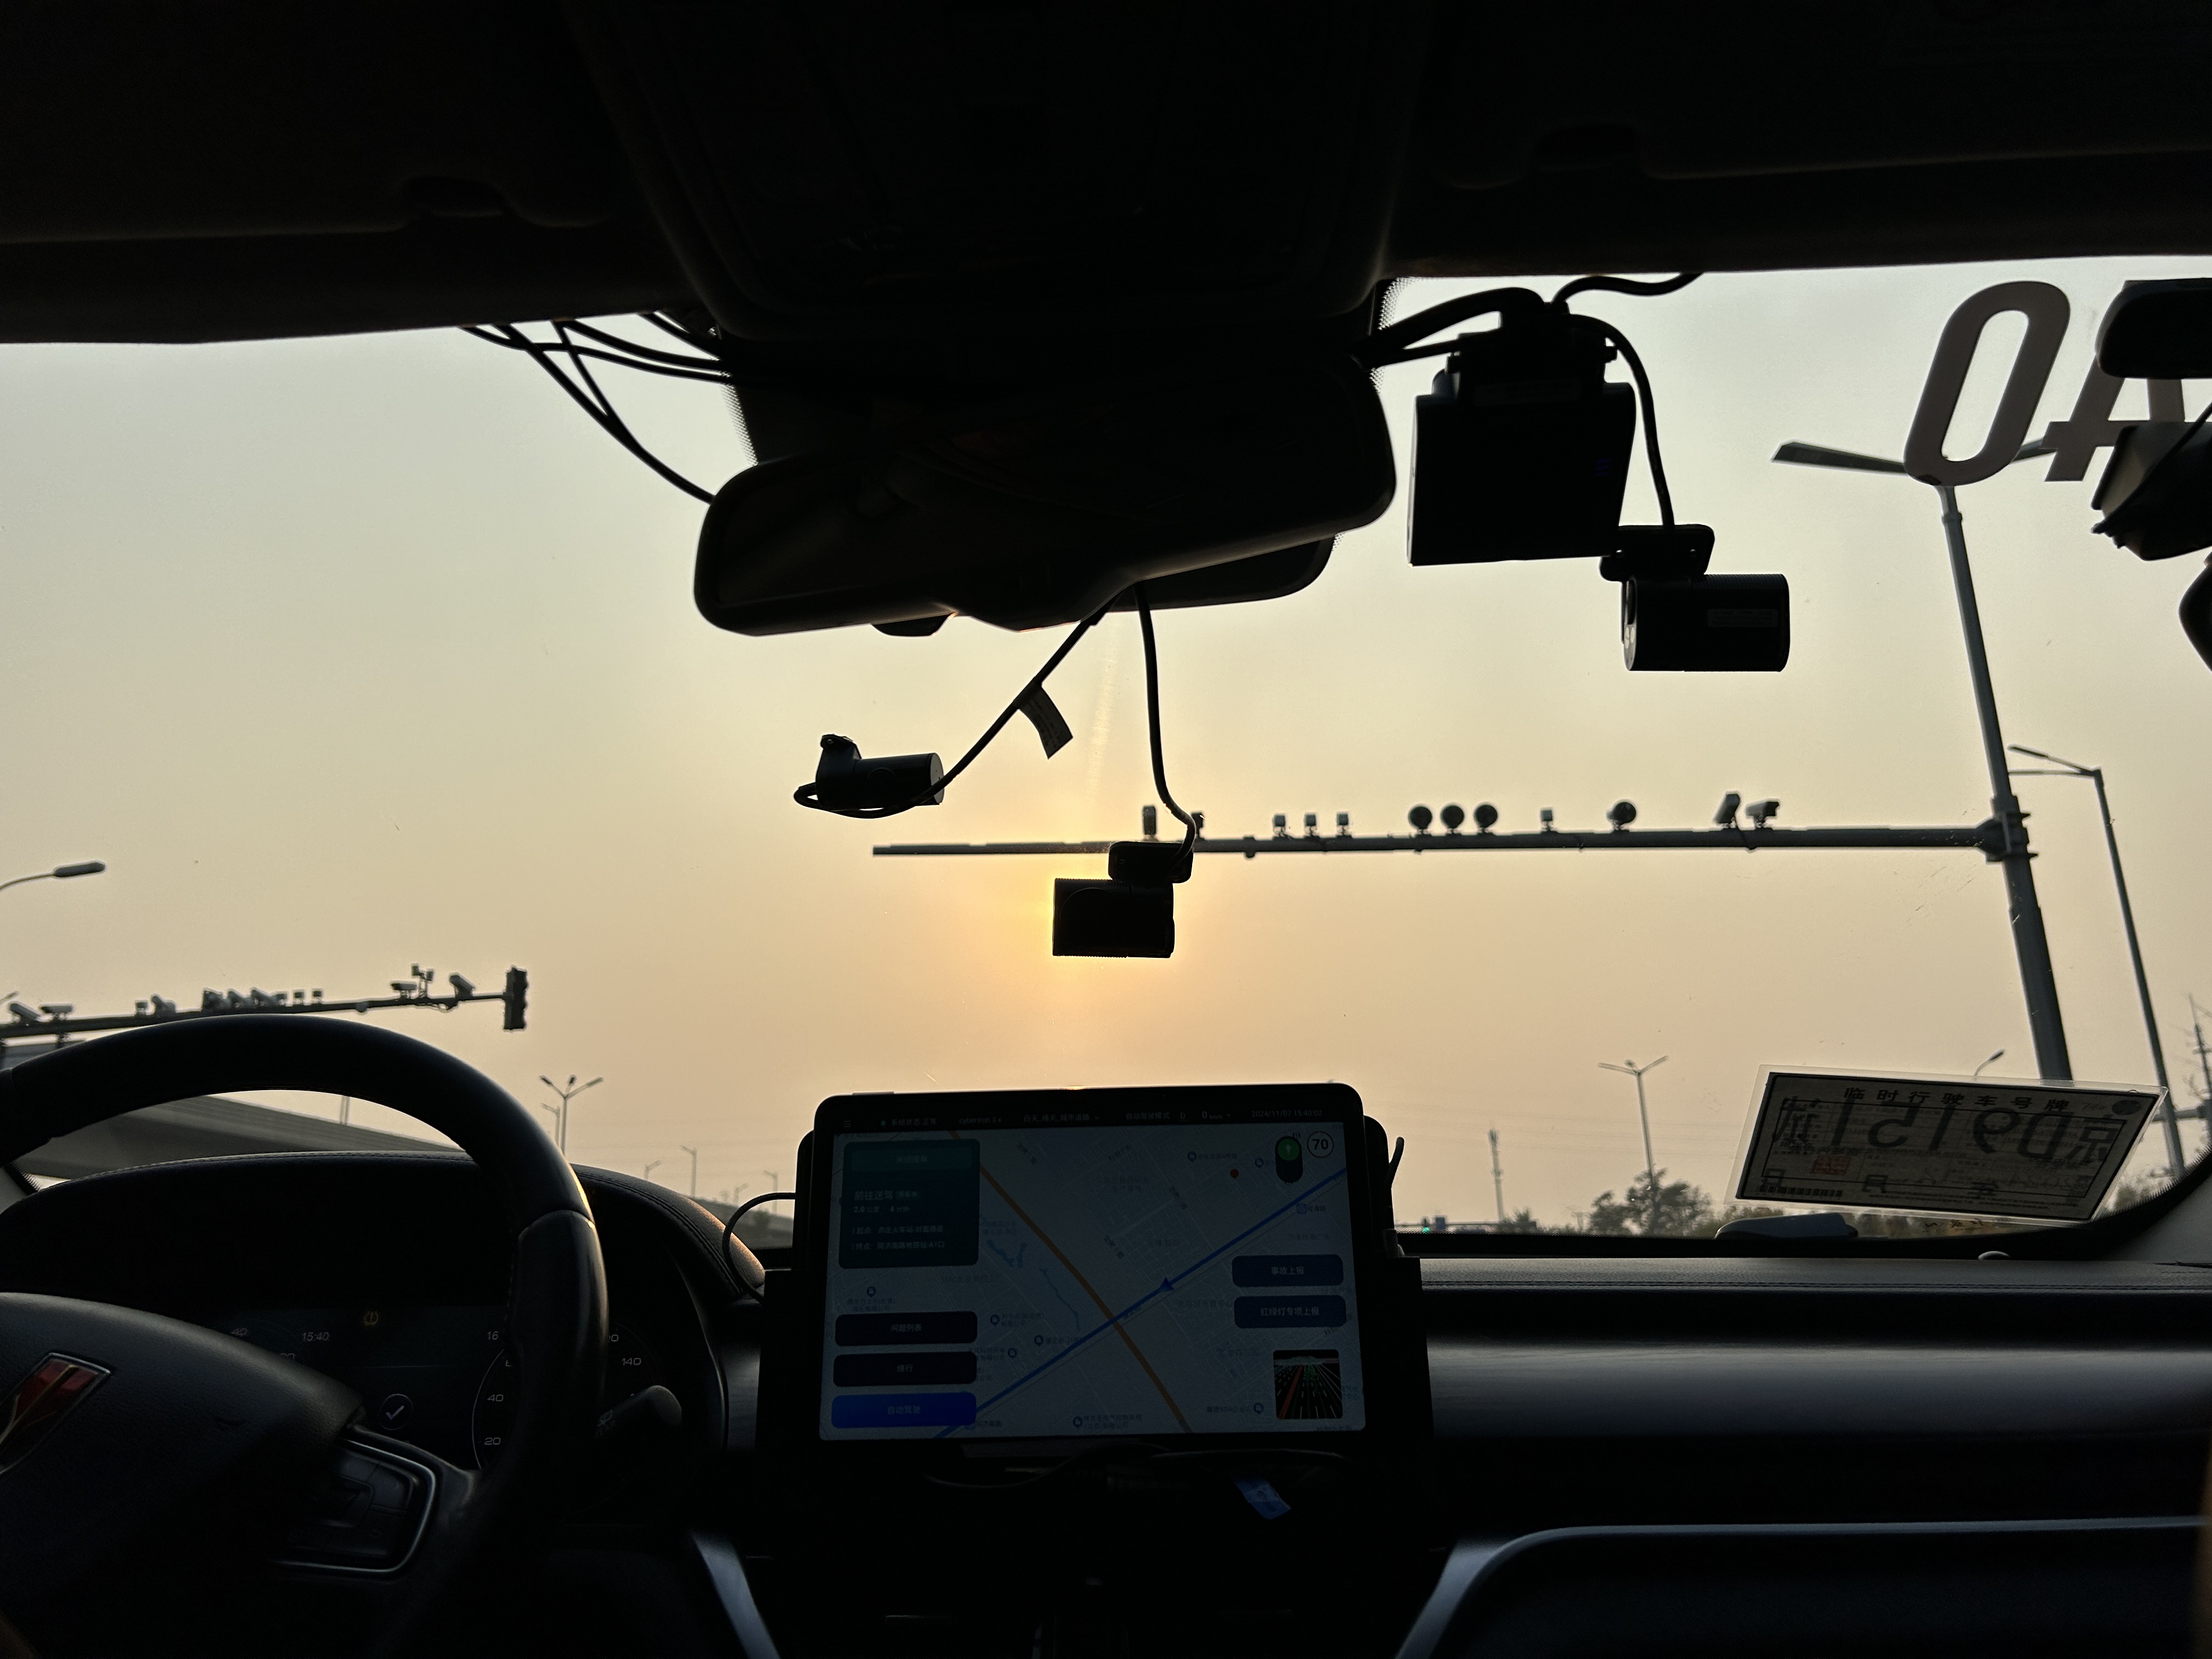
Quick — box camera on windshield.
[1600,526,1790,673]
[1408,299,1635,565]
[802,734,944,812]
[1052,880,1175,958]
[1053,835,1194,958]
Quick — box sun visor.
[693,355,1393,635]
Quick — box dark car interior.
[7,4,2212,1656]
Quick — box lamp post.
[2007,744,2185,1173]
[1598,1057,1668,1232]
[1774,440,2072,1080]
[680,1144,698,1199]
[0,861,106,899]
[537,1073,602,1156]
[1488,1127,1504,1224]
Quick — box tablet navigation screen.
[819,1117,1367,1440]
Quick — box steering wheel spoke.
[275,1435,449,1577]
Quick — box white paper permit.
[1733,1068,2167,1224]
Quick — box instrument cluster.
[206,1304,665,1469]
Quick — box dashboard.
[204,1303,664,1470]
[3,1139,2211,1657]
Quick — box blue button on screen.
[831,1392,978,1429]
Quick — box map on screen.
[818,1115,1367,1441]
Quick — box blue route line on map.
[934,1165,1348,1438]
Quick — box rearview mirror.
[693,355,1395,635]
[2092,420,2212,560]
[2097,278,2212,379]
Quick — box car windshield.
[3,253,2204,1245]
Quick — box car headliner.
[3,2,2208,347]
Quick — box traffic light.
[503,967,528,1031]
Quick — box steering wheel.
[0,1016,607,1656]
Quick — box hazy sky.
[2,255,2208,1227]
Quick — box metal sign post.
[1773,281,2087,1080]
[1932,481,2071,1081]
[1895,282,2076,1082]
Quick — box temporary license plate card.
[1734,1068,2166,1223]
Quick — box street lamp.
[537,1073,602,1156]
[1774,438,2073,1080]
[1598,1056,1668,1233]
[0,861,106,898]
[2008,743,2185,1174]
[1973,1049,2006,1079]
[644,1158,665,1183]
[680,1144,698,1198]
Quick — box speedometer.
[469,1322,665,1469]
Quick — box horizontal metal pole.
[877,821,2006,859]
[0,990,510,1047]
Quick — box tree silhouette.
[1582,1169,1714,1236]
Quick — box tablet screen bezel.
[788,1082,1396,1457]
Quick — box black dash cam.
[1621,573,1791,672]
[1408,308,1634,565]
[807,735,943,812]
[1052,879,1174,958]
[1598,525,1787,672]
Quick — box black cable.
[462,326,733,385]
[1551,272,1702,306]
[565,319,727,371]
[1361,276,1696,368]
[1595,322,1673,528]
[640,311,721,353]
[1374,338,1473,368]
[556,345,730,384]
[1360,274,1699,368]
[551,318,620,419]
[793,603,1111,820]
[552,318,679,436]
[719,1190,795,1301]
[552,320,721,504]
[1135,589,1198,854]
[1357,286,1545,368]
[470,323,717,503]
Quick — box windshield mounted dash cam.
[1600,526,1790,673]
[804,735,944,814]
[1053,836,1194,960]
[1408,297,1634,565]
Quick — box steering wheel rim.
[0,1014,608,1654]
